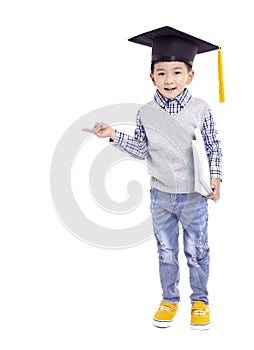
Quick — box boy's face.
[150,61,194,100]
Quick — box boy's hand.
[206,178,221,201]
[83,122,116,140]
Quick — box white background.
[1,1,253,349]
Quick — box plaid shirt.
[112,88,222,179]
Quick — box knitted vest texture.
[139,97,208,193]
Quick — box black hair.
[151,61,192,73]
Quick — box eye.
[175,71,182,75]
[158,72,165,76]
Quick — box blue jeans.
[150,188,210,304]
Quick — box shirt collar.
[154,88,192,109]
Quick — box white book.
[192,128,213,197]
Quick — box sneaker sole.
[190,323,210,331]
[153,319,173,328]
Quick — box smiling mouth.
[164,87,177,92]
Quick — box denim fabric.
[150,188,210,304]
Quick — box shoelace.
[192,305,209,316]
[159,305,171,311]
[192,310,206,316]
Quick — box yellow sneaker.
[190,301,210,330]
[153,302,178,328]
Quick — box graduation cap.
[128,26,225,102]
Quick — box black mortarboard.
[128,26,225,102]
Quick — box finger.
[97,124,107,131]
[206,190,216,200]
[94,124,107,133]
[82,128,95,133]
[94,126,103,133]
[94,122,106,128]
[206,195,214,200]
[207,193,220,201]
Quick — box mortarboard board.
[128,26,225,102]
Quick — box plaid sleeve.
[201,107,223,180]
[110,110,148,160]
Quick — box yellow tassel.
[218,47,225,102]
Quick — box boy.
[83,26,223,330]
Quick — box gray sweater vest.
[139,97,208,193]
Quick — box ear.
[186,70,194,85]
[150,72,156,86]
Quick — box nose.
[165,73,174,85]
